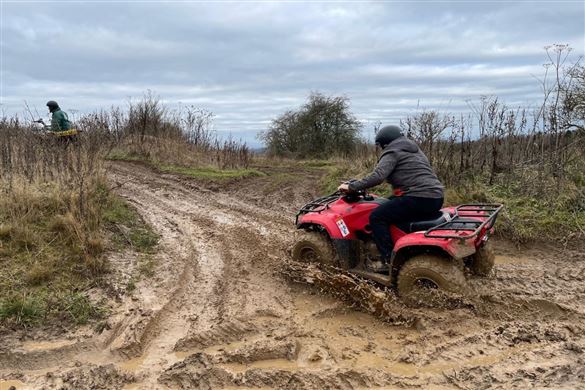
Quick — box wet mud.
[1,161,584,389]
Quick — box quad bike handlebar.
[337,180,373,203]
[33,118,49,130]
[295,183,368,224]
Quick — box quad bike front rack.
[424,203,503,240]
[295,193,341,224]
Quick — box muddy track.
[1,161,584,389]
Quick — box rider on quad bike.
[46,100,72,132]
[35,101,79,140]
[337,125,444,272]
[293,126,502,305]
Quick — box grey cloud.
[2,2,583,146]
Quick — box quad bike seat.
[397,212,448,233]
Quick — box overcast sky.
[1,1,583,146]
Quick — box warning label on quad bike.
[336,218,350,237]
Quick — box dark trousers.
[369,196,444,261]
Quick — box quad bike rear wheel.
[292,230,336,267]
[397,254,468,307]
[469,242,495,276]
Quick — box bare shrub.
[110,92,250,170]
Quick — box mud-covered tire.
[469,242,495,277]
[292,230,337,267]
[397,254,469,307]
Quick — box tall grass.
[0,117,115,327]
[0,116,113,248]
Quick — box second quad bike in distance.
[33,119,80,140]
[292,187,503,304]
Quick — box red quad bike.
[292,188,503,305]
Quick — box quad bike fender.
[296,220,358,269]
[390,233,475,285]
[393,232,477,260]
[297,214,351,239]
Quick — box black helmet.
[375,125,403,148]
[46,100,59,111]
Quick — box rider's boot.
[366,255,390,273]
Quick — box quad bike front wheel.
[469,242,495,277]
[397,254,469,307]
[292,230,337,267]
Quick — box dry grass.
[0,179,110,327]
[105,92,251,170]
[0,109,149,327]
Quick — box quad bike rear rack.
[424,203,503,240]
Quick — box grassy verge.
[107,150,265,181]
[0,181,158,328]
[444,176,585,244]
[102,193,159,253]
[102,194,159,294]
[158,164,264,180]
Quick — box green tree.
[261,92,363,158]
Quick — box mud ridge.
[159,352,426,390]
[174,319,260,352]
[0,341,97,371]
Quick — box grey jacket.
[348,136,444,198]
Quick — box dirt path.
[1,161,584,389]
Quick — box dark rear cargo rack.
[424,203,503,239]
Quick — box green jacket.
[51,108,71,131]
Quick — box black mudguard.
[332,239,360,269]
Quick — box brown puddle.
[220,359,317,374]
[117,354,148,373]
[294,292,418,351]
[218,353,418,376]
[121,384,171,390]
[219,341,540,377]
[418,341,542,375]
[21,339,75,352]
[356,386,454,390]
[175,334,268,360]
[0,380,28,390]
[218,388,274,390]
[212,292,541,377]
[121,383,173,390]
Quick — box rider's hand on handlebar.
[337,183,350,192]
